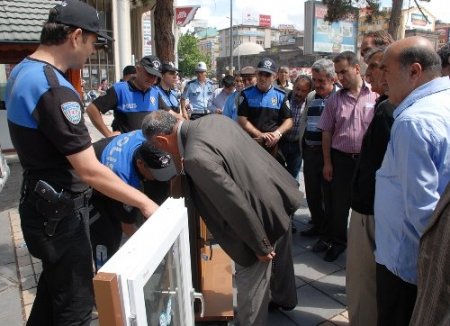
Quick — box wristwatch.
[275,130,282,138]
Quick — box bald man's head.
[381,37,442,105]
[387,36,441,75]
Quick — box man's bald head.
[381,36,442,105]
[386,36,441,76]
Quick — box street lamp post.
[229,0,233,75]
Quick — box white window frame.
[98,198,194,326]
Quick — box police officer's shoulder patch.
[61,101,82,124]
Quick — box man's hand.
[259,131,281,148]
[323,162,333,181]
[140,200,159,220]
[257,250,276,262]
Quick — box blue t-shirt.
[100,130,145,188]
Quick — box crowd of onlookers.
[6,2,450,323]
[83,31,450,325]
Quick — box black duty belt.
[22,178,92,210]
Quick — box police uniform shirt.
[6,58,91,192]
[181,79,214,111]
[92,80,162,133]
[94,130,145,189]
[238,85,292,132]
[155,84,180,113]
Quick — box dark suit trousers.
[376,263,417,326]
[270,224,297,308]
[328,149,358,245]
[303,145,331,235]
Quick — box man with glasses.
[238,57,297,312]
[181,61,214,120]
[86,55,163,137]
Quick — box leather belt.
[333,149,360,160]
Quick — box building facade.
[218,25,280,58]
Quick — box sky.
[175,0,450,31]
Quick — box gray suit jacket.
[180,115,302,267]
[410,182,450,326]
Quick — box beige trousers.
[346,210,377,326]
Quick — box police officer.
[156,62,181,114]
[181,61,214,120]
[238,57,293,157]
[90,130,177,271]
[86,55,164,137]
[237,57,297,311]
[5,1,158,325]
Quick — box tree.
[177,33,211,77]
[323,0,431,40]
[154,0,175,62]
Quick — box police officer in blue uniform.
[5,1,159,325]
[181,61,214,120]
[238,57,293,155]
[86,55,165,137]
[156,62,181,114]
[90,130,176,270]
[237,57,297,311]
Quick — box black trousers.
[302,145,332,235]
[327,149,358,245]
[20,186,94,326]
[270,223,297,308]
[89,195,136,271]
[376,263,417,326]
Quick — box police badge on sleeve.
[61,101,82,124]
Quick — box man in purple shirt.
[317,51,377,261]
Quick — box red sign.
[175,6,200,27]
[259,14,271,27]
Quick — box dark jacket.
[410,181,450,326]
[180,115,302,266]
[351,96,395,214]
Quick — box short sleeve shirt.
[92,81,161,133]
[6,58,91,192]
[238,85,291,132]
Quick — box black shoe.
[300,227,319,237]
[268,301,296,311]
[324,244,346,262]
[312,239,330,253]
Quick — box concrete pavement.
[0,113,349,325]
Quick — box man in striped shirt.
[317,51,378,262]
